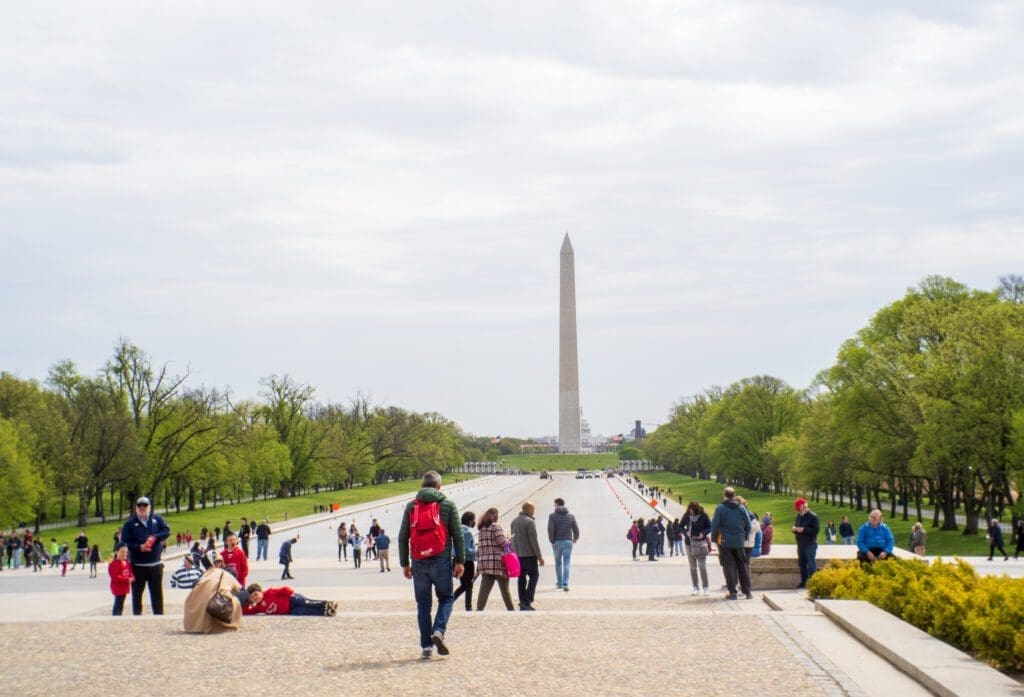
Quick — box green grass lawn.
[635,471,991,558]
[31,476,478,554]
[504,453,619,472]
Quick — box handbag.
[206,572,234,623]
[501,540,521,578]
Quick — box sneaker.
[325,601,338,616]
[431,631,449,656]
[725,593,738,600]
[520,604,535,611]
[420,648,432,660]
[562,586,569,592]
[744,593,754,600]
[690,587,700,596]
[702,588,710,596]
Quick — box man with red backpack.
[399,470,465,660]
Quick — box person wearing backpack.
[398,470,465,660]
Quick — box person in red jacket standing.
[241,584,337,616]
[108,545,134,616]
[221,533,249,587]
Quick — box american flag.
[490,435,501,444]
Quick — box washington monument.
[559,234,581,452]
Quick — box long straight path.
[0,473,1007,696]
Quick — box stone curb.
[815,599,1024,697]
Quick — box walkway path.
[0,474,1016,696]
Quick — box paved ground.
[0,474,1016,696]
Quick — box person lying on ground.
[242,583,338,616]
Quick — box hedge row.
[807,558,1024,672]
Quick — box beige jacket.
[183,568,242,633]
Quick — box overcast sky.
[2,2,1022,439]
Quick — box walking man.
[399,470,464,660]
[279,537,297,579]
[709,487,752,600]
[120,496,171,615]
[510,501,544,610]
[548,497,579,591]
[792,497,820,588]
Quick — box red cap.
[794,498,807,511]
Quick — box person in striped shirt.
[170,554,203,590]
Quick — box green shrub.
[963,576,1024,672]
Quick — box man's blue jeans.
[798,543,818,585]
[552,540,573,588]
[256,539,268,561]
[412,555,454,649]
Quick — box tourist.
[825,520,838,544]
[760,515,774,556]
[682,501,711,596]
[183,565,242,633]
[627,520,641,561]
[856,510,894,563]
[398,470,465,660]
[243,583,337,616]
[255,519,271,561]
[656,518,666,557]
[987,519,1008,561]
[376,528,392,572]
[88,544,101,578]
[170,553,203,590]
[108,545,134,616]
[910,522,927,556]
[71,529,88,571]
[838,515,855,545]
[238,517,251,558]
[337,522,348,562]
[476,507,515,612]
[710,487,752,600]
[49,538,59,568]
[792,498,820,588]
[1015,519,1024,560]
[644,518,659,562]
[510,501,544,611]
[548,497,580,591]
[59,544,70,575]
[121,496,171,615]
[349,527,363,569]
[279,537,298,579]
[452,512,477,611]
[736,496,760,565]
[670,518,684,557]
[10,532,22,569]
[221,532,249,586]
[365,531,377,561]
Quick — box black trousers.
[517,556,539,606]
[131,563,164,615]
[720,547,750,595]
[452,560,476,610]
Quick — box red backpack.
[409,500,448,560]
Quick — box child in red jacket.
[242,584,337,616]
[220,533,249,587]
[108,545,134,616]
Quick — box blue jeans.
[798,543,818,585]
[411,555,454,649]
[289,593,327,616]
[256,539,268,561]
[552,540,573,587]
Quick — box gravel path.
[5,605,828,696]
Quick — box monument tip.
[561,233,573,253]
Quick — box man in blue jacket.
[120,496,171,615]
[856,510,895,563]
[792,497,820,588]
[710,487,752,600]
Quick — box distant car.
[584,473,594,479]
[575,474,584,479]
[540,471,550,479]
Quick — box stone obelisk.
[559,234,582,453]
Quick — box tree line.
[0,339,464,529]
[645,275,1024,534]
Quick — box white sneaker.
[691,587,700,596]
[702,588,709,595]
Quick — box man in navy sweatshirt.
[120,496,171,615]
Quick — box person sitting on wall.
[856,509,894,563]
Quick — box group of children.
[334,519,392,572]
